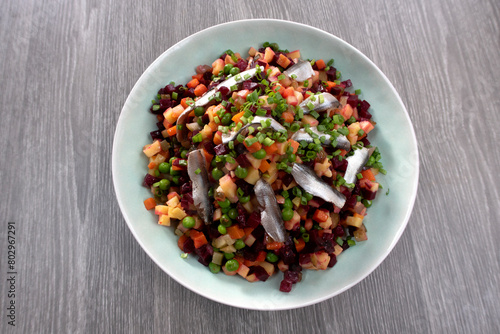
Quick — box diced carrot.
[172,165,184,171]
[202,149,214,166]
[180,98,189,109]
[244,227,255,237]
[194,84,207,97]
[244,259,260,267]
[187,78,199,89]
[287,139,300,154]
[148,162,157,169]
[227,225,245,240]
[243,136,262,153]
[143,198,156,210]
[264,143,278,155]
[213,131,223,145]
[163,119,173,129]
[339,149,348,157]
[361,169,376,181]
[259,160,271,173]
[255,251,267,262]
[166,126,177,137]
[325,81,336,91]
[208,120,218,132]
[224,54,236,65]
[190,231,208,248]
[313,209,329,222]
[167,192,180,200]
[315,59,326,70]
[231,111,245,124]
[295,238,306,252]
[282,111,295,123]
[191,73,203,80]
[266,241,284,250]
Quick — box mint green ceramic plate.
[112,19,419,310]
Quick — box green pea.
[159,179,170,190]
[266,252,279,263]
[223,64,234,75]
[228,208,238,220]
[182,216,196,229]
[299,226,306,234]
[235,166,248,179]
[252,149,267,159]
[282,207,294,221]
[220,214,232,227]
[221,112,232,125]
[212,167,224,180]
[218,198,231,208]
[239,195,250,203]
[234,239,245,250]
[283,198,293,209]
[362,199,372,208]
[224,252,234,260]
[172,176,180,184]
[170,169,180,176]
[218,224,227,234]
[225,259,239,272]
[229,67,240,76]
[209,262,221,274]
[181,150,188,159]
[158,162,170,174]
[194,106,205,117]
[211,159,217,167]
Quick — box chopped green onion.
[195,168,201,175]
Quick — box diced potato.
[143,140,162,158]
[154,205,169,216]
[244,167,260,185]
[219,175,238,202]
[167,196,180,208]
[212,252,224,265]
[346,216,363,228]
[158,215,170,226]
[221,234,235,246]
[221,245,236,253]
[259,261,275,276]
[213,235,228,249]
[244,234,256,247]
[169,207,187,220]
[237,264,250,278]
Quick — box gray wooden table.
[1,0,499,333]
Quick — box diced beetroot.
[250,225,265,240]
[180,182,192,194]
[236,58,248,72]
[201,113,210,124]
[201,141,215,155]
[322,233,335,253]
[180,192,193,210]
[282,173,294,187]
[143,174,161,187]
[242,80,259,91]
[361,137,371,146]
[345,195,357,209]
[195,244,213,266]
[252,266,270,281]
[347,95,359,108]
[279,245,297,265]
[327,254,337,267]
[196,64,212,74]
[159,98,173,110]
[164,84,175,94]
[362,188,378,200]
[284,270,300,284]
[333,225,345,238]
[280,280,293,292]
[331,156,348,172]
[246,211,261,228]
[330,85,344,96]
[219,86,230,97]
[150,130,163,141]
[207,224,221,240]
[214,144,229,156]
[299,253,311,266]
[156,121,165,131]
[181,237,195,254]
[243,248,258,261]
[341,242,350,251]
[172,159,187,170]
[358,100,372,119]
[325,67,337,81]
[289,263,302,272]
[235,154,251,168]
[341,79,352,88]
[256,59,267,68]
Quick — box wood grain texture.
[0,0,499,333]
